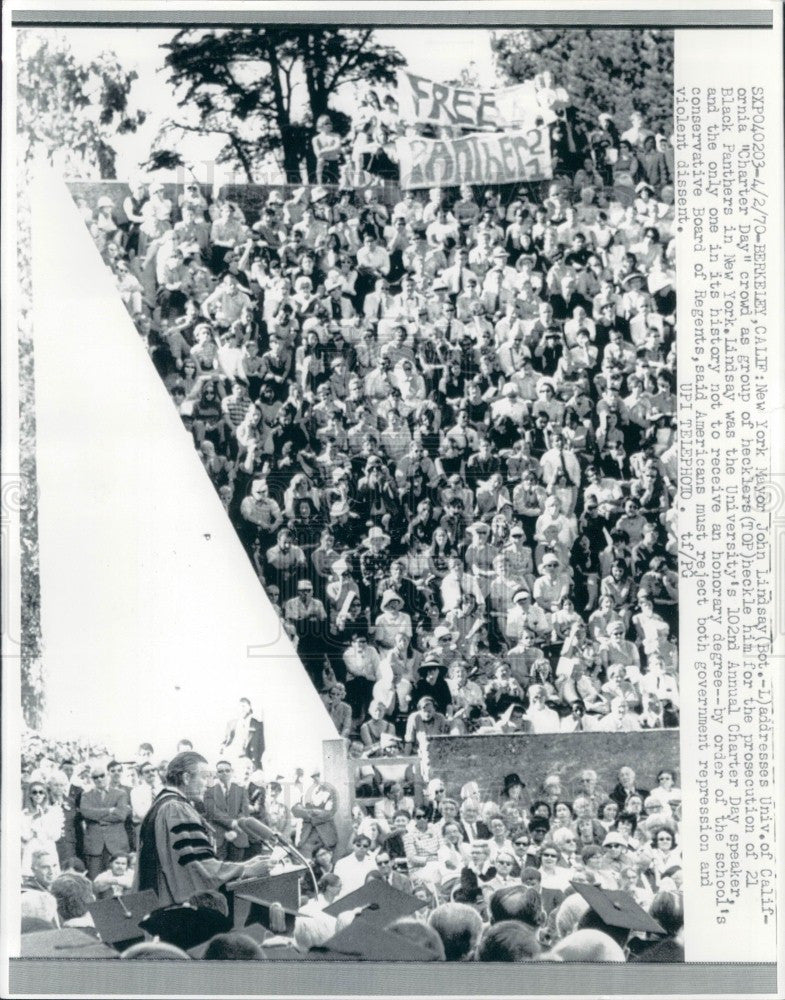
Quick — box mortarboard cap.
[139,904,232,952]
[323,879,425,927]
[21,927,119,959]
[570,881,665,935]
[228,871,304,935]
[227,868,302,914]
[87,890,158,950]
[324,918,435,961]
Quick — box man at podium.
[134,751,270,907]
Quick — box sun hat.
[363,525,390,547]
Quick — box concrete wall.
[426,730,679,803]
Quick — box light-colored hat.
[311,185,329,203]
[622,271,646,288]
[267,190,284,205]
[364,525,390,547]
[330,499,350,518]
[380,589,404,611]
[324,273,343,292]
[97,196,114,210]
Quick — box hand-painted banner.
[396,71,561,130]
[395,128,552,190]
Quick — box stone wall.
[425,730,679,803]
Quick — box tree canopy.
[16,31,146,179]
[493,29,674,137]
[148,28,405,181]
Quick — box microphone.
[237,817,319,896]
[237,817,279,842]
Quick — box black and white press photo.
[3,4,781,993]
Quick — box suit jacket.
[610,782,651,809]
[458,820,491,844]
[80,787,131,856]
[223,715,265,768]
[111,782,137,850]
[292,781,338,850]
[203,782,251,850]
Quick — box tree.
[16,30,146,179]
[147,28,405,182]
[492,29,674,137]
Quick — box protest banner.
[396,70,559,130]
[395,128,552,189]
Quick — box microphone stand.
[271,832,319,898]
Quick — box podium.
[225,866,306,931]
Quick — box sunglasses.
[30,790,47,797]
[414,813,427,819]
[217,768,232,774]
[92,774,106,779]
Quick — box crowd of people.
[20,730,683,962]
[75,99,679,757]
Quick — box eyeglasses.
[414,813,427,819]
[30,790,47,797]
[217,768,232,775]
[91,773,106,779]
[514,841,529,847]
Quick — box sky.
[53,26,499,180]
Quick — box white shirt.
[526,705,561,734]
[130,783,154,824]
[333,853,378,897]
